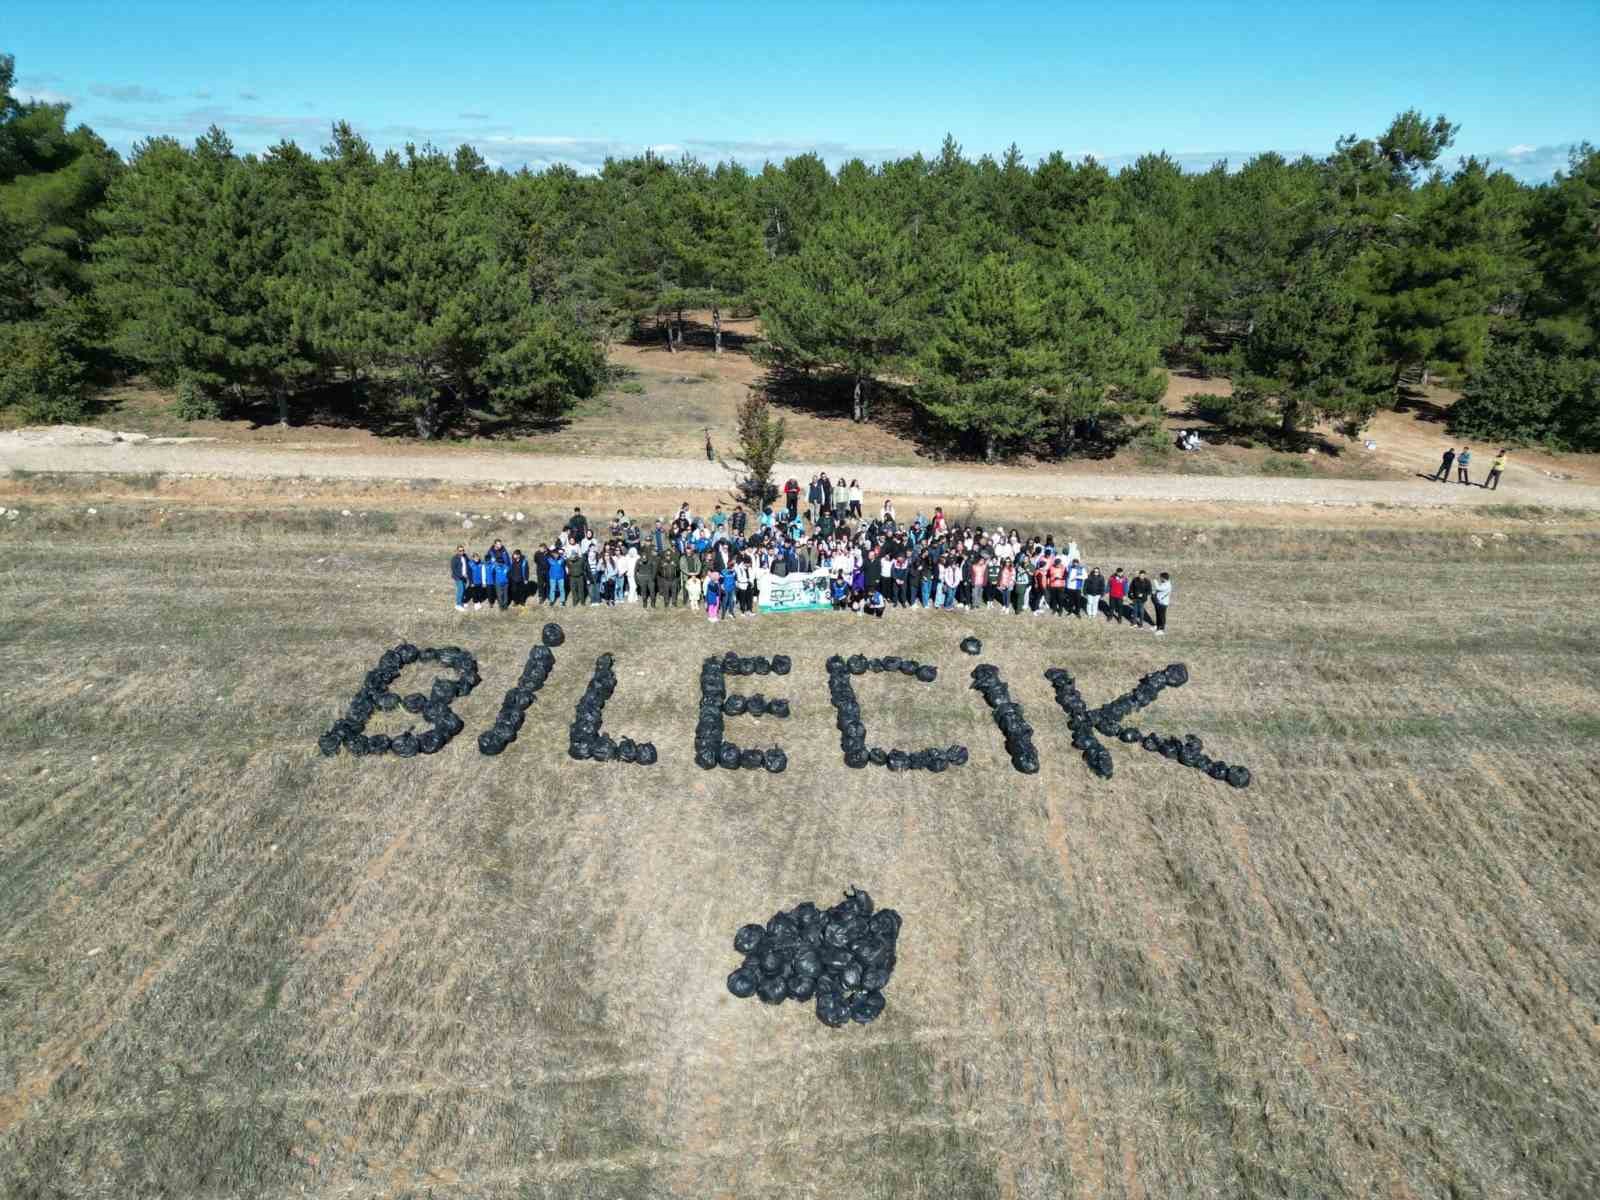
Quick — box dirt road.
[2,433,1595,509]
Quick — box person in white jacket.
[1152,572,1172,635]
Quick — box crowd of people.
[447,474,1178,635]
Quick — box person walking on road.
[1485,449,1506,490]
[1433,446,1456,481]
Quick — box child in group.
[705,573,722,622]
[467,553,486,610]
[865,588,886,619]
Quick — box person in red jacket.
[1106,568,1128,623]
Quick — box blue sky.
[9,0,1597,180]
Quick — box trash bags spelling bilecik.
[319,643,478,760]
[1044,662,1250,786]
[726,888,900,1027]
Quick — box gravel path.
[3,435,1597,510]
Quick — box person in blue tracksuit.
[467,553,486,610]
[546,543,567,605]
[449,544,470,611]
[485,541,511,610]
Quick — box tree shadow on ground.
[233,377,574,441]
[624,316,759,356]
[757,366,1131,464]
[1395,387,1451,425]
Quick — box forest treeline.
[2,54,1596,453]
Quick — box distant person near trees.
[1433,446,1456,481]
[1456,446,1472,485]
[1485,450,1507,490]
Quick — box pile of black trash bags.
[694,653,791,772]
[568,650,658,764]
[318,643,477,758]
[826,654,967,771]
[478,641,556,756]
[1045,662,1250,787]
[970,663,1039,774]
[726,888,899,1027]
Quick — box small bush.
[1261,454,1312,477]
[172,376,224,421]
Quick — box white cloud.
[15,86,75,106]
[90,83,173,103]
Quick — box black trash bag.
[752,656,771,675]
[1141,732,1162,752]
[825,654,846,674]
[947,745,970,766]
[1164,663,1189,688]
[417,729,445,754]
[886,750,909,772]
[430,679,458,705]
[723,694,747,717]
[367,733,393,754]
[816,991,851,1027]
[1119,727,1142,744]
[346,734,371,757]
[537,622,564,647]
[347,696,376,722]
[389,731,418,758]
[437,711,465,737]
[792,946,822,977]
[735,657,755,676]
[739,747,765,770]
[1225,765,1252,789]
[396,642,420,664]
[617,738,638,764]
[318,732,341,757]
[695,746,718,770]
[850,990,887,1024]
[771,655,791,675]
[767,698,790,719]
[847,654,869,675]
[763,747,788,773]
[747,694,768,716]
[819,944,854,971]
[591,737,617,763]
[844,748,868,769]
[960,636,983,655]
[840,961,864,989]
[568,737,592,761]
[733,923,765,954]
[868,908,901,939]
[757,976,788,1005]
[898,659,919,675]
[1012,749,1041,774]
[375,691,401,712]
[867,747,889,767]
[636,742,658,766]
[727,968,758,998]
[719,742,742,770]
[861,964,893,991]
[915,664,938,683]
[928,754,948,773]
[845,886,873,917]
[786,973,817,1002]
[479,731,507,756]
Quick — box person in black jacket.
[509,549,529,606]
[1126,570,1153,627]
[450,544,470,611]
[533,546,550,606]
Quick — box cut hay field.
[2,503,1599,1199]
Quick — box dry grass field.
[2,497,1599,1199]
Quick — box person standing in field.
[1456,446,1472,485]
[1152,572,1172,636]
[1433,446,1456,481]
[1083,567,1106,619]
[467,553,486,611]
[450,544,470,611]
[1485,449,1506,490]
[1127,570,1153,628]
[1106,568,1128,623]
[682,544,705,611]
[546,543,567,605]
[849,479,863,518]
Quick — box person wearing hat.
[655,539,679,606]
[1485,449,1507,490]
[636,541,658,607]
